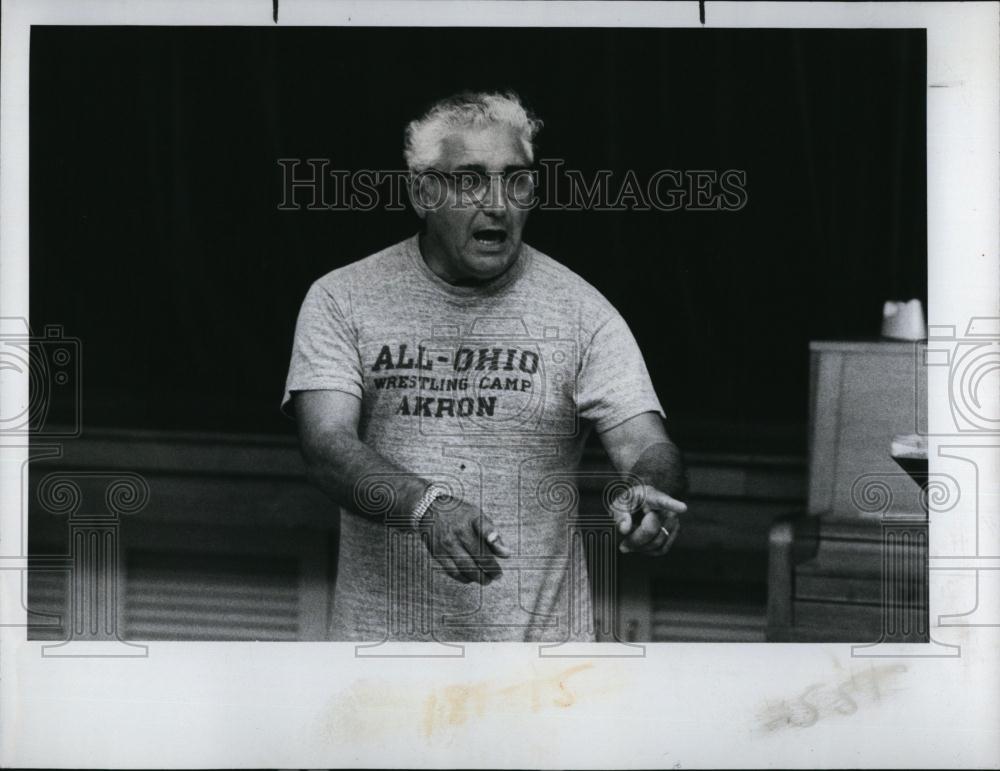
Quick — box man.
[283,91,687,643]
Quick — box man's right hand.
[423,497,511,585]
[293,391,511,585]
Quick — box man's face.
[415,123,532,284]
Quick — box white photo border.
[1,1,998,768]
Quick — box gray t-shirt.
[283,234,664,642]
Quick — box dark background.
[30,26,926,455]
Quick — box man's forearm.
[628,440,689,500]
[299,428,430,524]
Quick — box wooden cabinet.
[767,341,929,642]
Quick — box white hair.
[404,91,543,172]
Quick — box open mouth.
[472,227,508,246]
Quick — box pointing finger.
[640,486,688,515]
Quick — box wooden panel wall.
[27,429,806,642]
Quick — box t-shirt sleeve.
[576,308,665,433]
[281,280,364,416]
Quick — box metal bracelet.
[410,483,447,530]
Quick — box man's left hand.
[610,483,688,556]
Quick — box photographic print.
[1,2,997,768]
